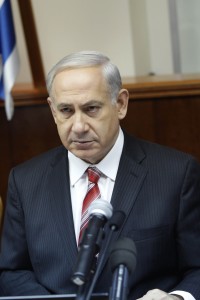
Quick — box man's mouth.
[73,140,94,149]
[73,140,92,144]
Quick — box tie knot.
[87,167,101,184]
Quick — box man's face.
[48,67,128,164]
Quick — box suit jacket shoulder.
[8,146,68,200]
[123,131,197,168]
[12,146,67,177]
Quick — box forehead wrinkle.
[52,67,109,97]
[55,86,110,102]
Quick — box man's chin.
[72,150,99,164]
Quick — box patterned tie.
[79,167,101,241]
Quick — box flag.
[0,0,19,120]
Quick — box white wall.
[176,0,200,73]
[146,0,173,75]
[129,0,151,76]
[12,0,135,83]
[12,0,198,83]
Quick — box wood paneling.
[121,95,200,157]
[121,74,200,158]
[0,86,60,203]
[1,74,200,203]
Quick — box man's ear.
[47,97,57,124]
[116,89,129,120]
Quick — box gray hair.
[46,50,122,103]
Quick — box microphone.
[108,210,126,231]
[71,199,113,286]
[83,210,126,300]
[109,237,137,300]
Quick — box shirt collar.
[68,128,124,186]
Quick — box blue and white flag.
[0,0,19,120]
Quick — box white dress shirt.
[68,127,124,243]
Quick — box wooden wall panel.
[0,111,12,205]
[121,100,156,142]
[154,96,200,157]
[9,105,60,166]
[0,87,60,203]
[122,74,200,158]
[121,96,200,159]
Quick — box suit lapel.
[48,147,78,267]
[111,135,147,218]
[98,134,148,272]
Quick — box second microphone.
[71,199,113,286]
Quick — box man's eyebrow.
[57,103,72,109]
[56,100,103,110]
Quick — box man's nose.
[71,112,89,133]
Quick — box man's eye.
[87,106,100,113]
[60,107,72,114]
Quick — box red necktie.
[79,167,101,240]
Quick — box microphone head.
[109,237,137,274]
[109,211,126,231]
[88,199,113,220]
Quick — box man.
[0,51,200,299]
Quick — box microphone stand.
[84,213,125,300]
[75,256,97,300]
[75,211,126,300]
[76,277,93,300]
[75,229,104,300]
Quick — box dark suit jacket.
[1,132,200,299]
